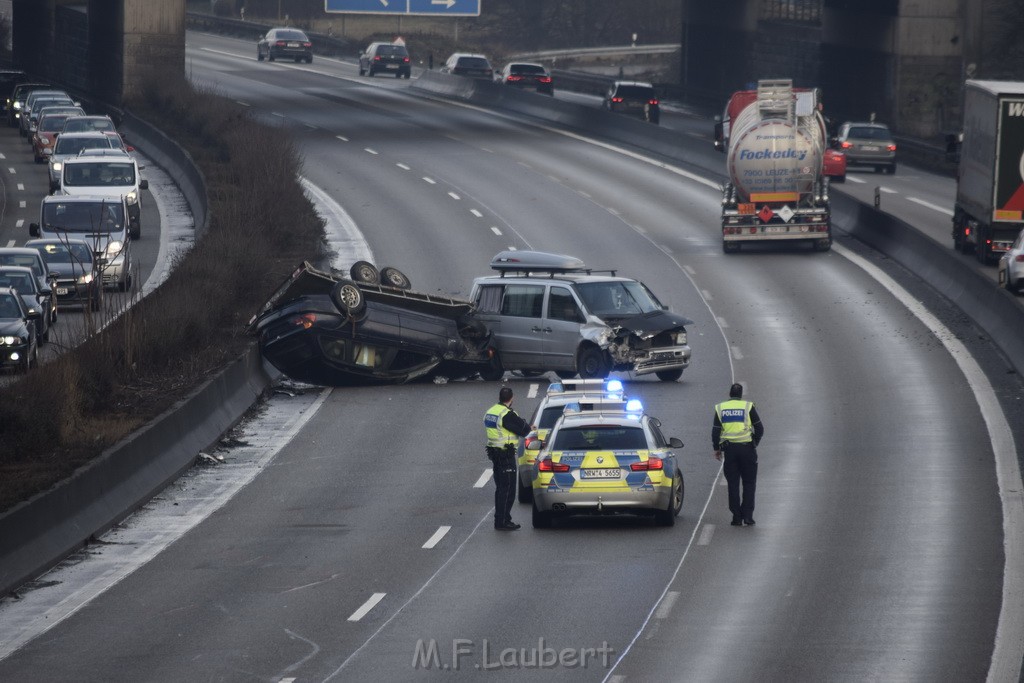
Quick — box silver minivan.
[470,251,692,382]
[60,150,147,239]
[29,195,133,291]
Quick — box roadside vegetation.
[0,72,327,512]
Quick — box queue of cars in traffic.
[0,77,146,373]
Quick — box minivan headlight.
[50,161,62,172]
[125,191,138,205]
[105,240,124,257]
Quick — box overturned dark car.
[249,261,493,386]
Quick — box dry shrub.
[0,79,327,512]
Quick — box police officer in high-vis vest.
[712,383,765,526]
[484,387,533,530]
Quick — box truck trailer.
[716,79,835,253]
[952,80,1024,264]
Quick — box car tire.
[330,279,366,318]
[307,56,313,64]
[656,368,683,382]
[532,502,553,529]
[813,238,832,252]
[655,473,684,527]
[359,67,365,76]
[832,174,846,183]
[723,242,740,254]
[257,49,264,61]
[1009,278,1021,295]
[518,476,533,504]
[42,323,49,344]
[294,57,302,63]
[268,54,275,62]
[576,346,609,380]
[368,68,375,77]
[379,266,411,290]
[349,261,380,285]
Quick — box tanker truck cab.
[470,251,693,382]
[719,79,833,253]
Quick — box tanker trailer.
[719,79,832,253]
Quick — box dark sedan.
[0,286,39,372]
[250,262,493,385]
[0,266,51,343]
[257,28,313,64]
[26,238,103,311]
[498,62,554,95]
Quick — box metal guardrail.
[510,44,681,61]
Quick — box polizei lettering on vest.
[721,409,746,419]
[738,148,808,161]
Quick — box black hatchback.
[257,28,313,64]
[359,42,411,78]
[604,81,660,124]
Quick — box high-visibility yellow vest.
[715,399,754,443]
[484,403,517,447]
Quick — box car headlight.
[673,331,687,345]
[105,240,124,257]
[13,102,21,110]
[77,272,94,284]
[51,161,62,172]
[125,191,138,205]
[1,335,20,345]
[39,135,50,145]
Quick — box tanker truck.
[951,80,1024,264]
[716,79,835,253]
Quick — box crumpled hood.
[602,310,694,339]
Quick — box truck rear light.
[538,458,569,473]
[630,457,664,471]
[749,227,758,234]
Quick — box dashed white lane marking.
[490,227,502,236]
[364,148,378,155]
[336,135,349,142]
[423,177,436,184]
[16,183,23,191]
[448,191,461,200]
[481,147,494,154]
[0,153,5,159]
[6,167,13,174]
[846,176,866,184]
[731,346,744,360]
[470,209,483,218]
[716,316,729,328]
[654,591,681,619]
[271,112,285,118]
[683,265,696,276]
[473,469,492,488]
[507,245,517,251]
[18,201,25,208]
[347,593,386,622]
[4,240,14,247]
[698,524,715,546]
[879,187,898,194]
[396,163,410,170]
[527,383,539,399]
[235,100,250,107]
[305,124,317,131]
[701,289,713,301]
[15,219,23,228]
[422,526,451,550]
[907,196,954,216]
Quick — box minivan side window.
[475,284,503,313]
[501,284,544,318]
[547,286,584,323]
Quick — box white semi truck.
[951,80,1024,264]
[717,79,835,253]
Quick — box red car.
[823,147,847,183]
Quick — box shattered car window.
[576,281,663,316]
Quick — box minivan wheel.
[656,368,683,382]
[577,346,609,379]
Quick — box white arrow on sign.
[432,0,456,7]
[379,0,388,6]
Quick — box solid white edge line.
[830,243,1022,683]
[473,469,492,488]
[422,526,452,550]
[325,513,492,679]
[346,592,386,622]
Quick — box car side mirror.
[669,437,684,449]
[139,179,148,190]
[29,222,40,237]
[26,308,41,320]
[125,145,135,152]
[48,272,59,281]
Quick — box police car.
[517,378,626,503]
[528,398,684,528]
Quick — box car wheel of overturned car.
[330,280,366,318]
[350,260,380,284]
[379,266,411,290]
[532,502,553,529]
[576,346,609,379]
[656,368,683,382]
[655,473,684,526]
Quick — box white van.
[29,195,133,291]
[59,150,147,239]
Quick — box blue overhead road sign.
[325,0,481,16]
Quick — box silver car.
[529,399,685,528]
[470,251,692,382]
[998,229,1024,294]
[834,121,897,173]
[48,131,127,192]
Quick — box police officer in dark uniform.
[712,383,765,526]
[484,387,533,531]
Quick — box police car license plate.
[56,287,68,295]
[582,468,620,479]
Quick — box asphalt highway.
[0,32,1021,682]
